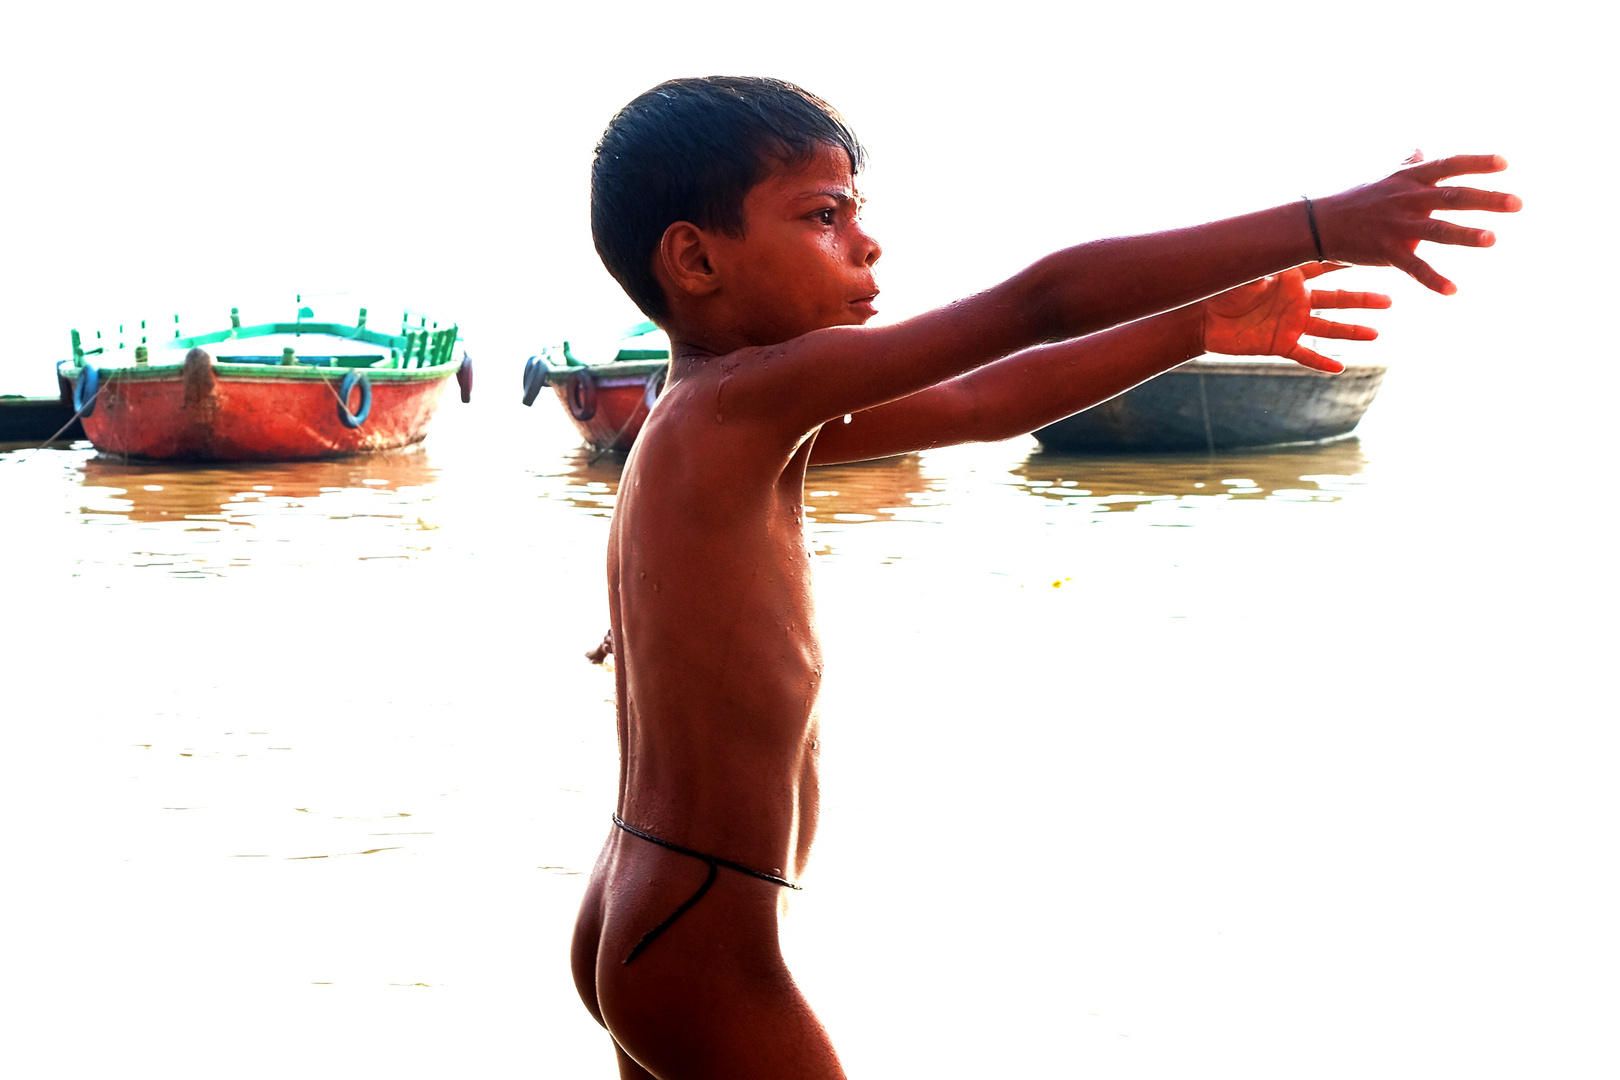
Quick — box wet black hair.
[590,76,868,323]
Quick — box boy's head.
[591,76,867,323]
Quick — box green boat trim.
[67,306,461,374]
[549,319,671,369]
[56,358,458,384]
[537,354,669,380]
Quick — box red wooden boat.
[521,321,667,452]
[56,306,469,462]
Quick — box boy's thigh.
[596,870,845,1080]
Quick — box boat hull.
[68,358,456,462]
[544,361,665,453]
[0,386,85,443]
[1033,360,1387,453]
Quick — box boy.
[569,76,1518,1079]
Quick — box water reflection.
[47,432,1372,580]
[533,447,624,518]
[804,455,926,524]
[535,450,930,524]
[79,450,442,526]
[1013,437,1369,511]
[72,449,446,577]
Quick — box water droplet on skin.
[653,582,660,592]
[639,571,646,580]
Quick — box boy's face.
[707,142,882,345]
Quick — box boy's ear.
[656,222,721,299]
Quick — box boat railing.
[69,308,460,372]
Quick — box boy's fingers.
[1406,153,1509,183]
[1432,186,1524,213]
[1396,252,1457,295]
[1287,345,1346,374]
[1305,316,1379,341]
[1422,218,1498,248]
[1309,289,1392,310]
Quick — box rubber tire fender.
[337,371,372,428]
[522,356,549,406]
[567,368,599,422]
[644,367,667,410]
[73,365,102,417]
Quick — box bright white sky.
[0,0,1604,392]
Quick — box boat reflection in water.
[78,450,442,526]
[1012,437,1370,511]
[74,449,445,577]
[537,444,929,526]
[529,437,1368,549]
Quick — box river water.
[2,354,1614,1078]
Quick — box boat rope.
[1196,372,1216,455]
[588,391,650,466]
[317,370,371,426]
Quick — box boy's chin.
[832,306,877,328]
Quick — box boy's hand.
[1316,152,1522,296]
[1201,263,1390,374]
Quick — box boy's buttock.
[575,823,840,1078]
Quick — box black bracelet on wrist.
[1302,196,1325,261]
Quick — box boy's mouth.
[850,290,880,315]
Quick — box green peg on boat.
[357,307,368,329]
[231,308,241,329]
[173,314,180,339]
[135,345,149,365]
[282,347,297,366]
[71,329,83,362]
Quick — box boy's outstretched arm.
[732,155,1517,433]
[809,265,1389,464]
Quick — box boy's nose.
[858,227,882,267]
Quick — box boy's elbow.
[940,382,1008,446]
[1012,253,1088,342]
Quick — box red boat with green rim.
[521,320,668,453]
[56,304,470,462]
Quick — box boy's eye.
[813,208,837,225]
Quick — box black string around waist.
[612,814,801,965]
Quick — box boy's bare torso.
[574,351,854,1079]
[606,365,826,880]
